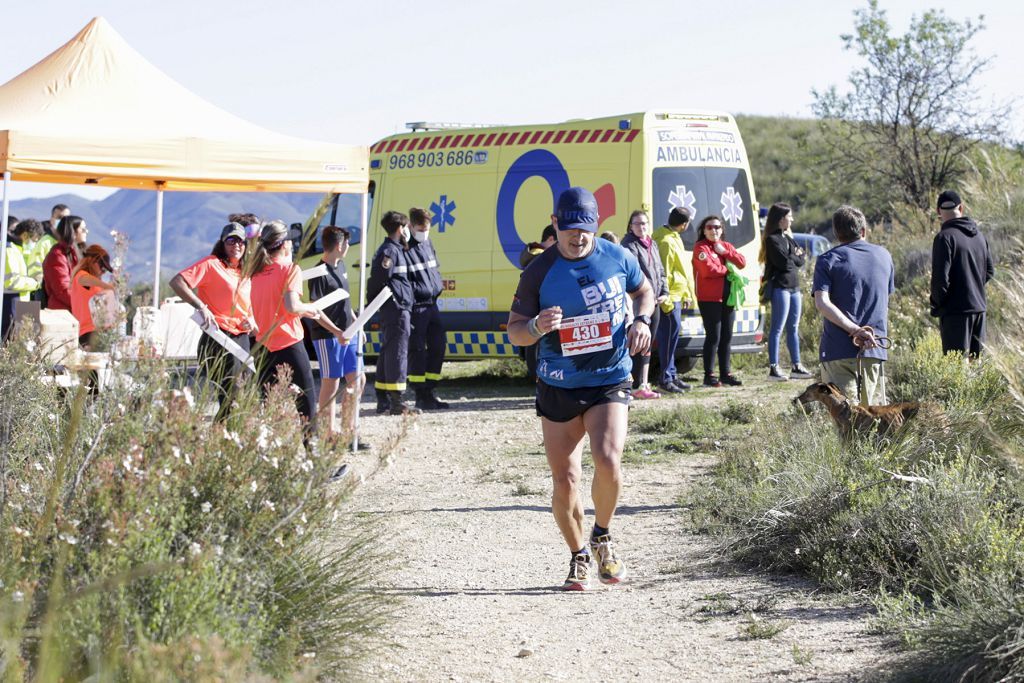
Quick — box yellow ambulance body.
[357,110,764,364]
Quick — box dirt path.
[342,377,888,682]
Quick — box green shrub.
[0,339,392,678]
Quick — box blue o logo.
[496,149,570,268]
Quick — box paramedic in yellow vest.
[652,207,694,392]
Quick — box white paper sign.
[310,287,350,311]
[302,264,328,280]
[342,287,393,340]
[189,310,257,373]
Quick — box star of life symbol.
[667,185,697,219]
[720,187,744,226]
[430,194,456,233]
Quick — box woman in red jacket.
[43,215,89,311]
[692,215,746,387]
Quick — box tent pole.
[352,191,369,451]
[152,182,165,309]
[0,172,11,339]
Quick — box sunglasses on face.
[224,236,244,246]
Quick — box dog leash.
[851,326,891,406]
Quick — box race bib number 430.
[558,312,613,357]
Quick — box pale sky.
[3,0,1022,201]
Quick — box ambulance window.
[651,168,709,249]
[651,167,756,248]
[705,168,755,248]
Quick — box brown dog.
[793,382,929,439]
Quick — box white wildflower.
[201,501,212,513]
[163,467,171,476]
[12,591,24,603]
[12,526,30,538]
[250,481,258,493]
[184,453,192,466]
[257,424,272,450]
[189,542,202,557]
[274,535,284,547]
[25,340,37,352]
[300,459,313,473]
[302,652,316,659]
[19,483,29,494]
[214,545,223,557]
[122,456,132,471]
[270,457,279,469]
[47,413,57,422]
[171,446,181,460]
[58,533,78,545]
[190,486,199,498]
[32,462,43,472]
[181,387,195,408]
[300,513,307,524]
[263,500,276,512]
[295,524,305,536]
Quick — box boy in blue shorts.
[309,225,367,453]
[508,187,655,590]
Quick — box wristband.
[527,316,543,339]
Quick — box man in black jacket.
[930,190,994,358]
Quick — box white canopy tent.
[0,16,370,313]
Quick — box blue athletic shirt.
[511,238,644,388]
[811,239,895,361]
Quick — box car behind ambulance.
[342,110,764,369]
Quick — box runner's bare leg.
[584,402,627,528]
[542,416,587,551]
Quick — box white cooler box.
[159,298,202,360]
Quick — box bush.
[688,308,1024,680]
[0,338,392,678]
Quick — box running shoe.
[671,379,692,391]
[768,365,789,381]
[721,374,743,387]
[703,375,722,388]
[328,463,350,481]
[790,364,814,379]
[632,385,660,400]
[658,382,684,394]
[562,553,592,591]
[589,534,626,584]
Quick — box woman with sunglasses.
[170,223,257,419]
[692,215,746,387]
[69,244,116,350]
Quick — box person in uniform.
[367,211,418,415]
[405,207,448,410]
[508,187,654,591]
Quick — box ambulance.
[336,111,764,370]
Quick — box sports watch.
[633,314,652,328]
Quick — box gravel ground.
[337,373,891,682]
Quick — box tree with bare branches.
[812,1,1010,211]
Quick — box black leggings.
[258,341,317,429]
[698,301,735,377]
[630,305,661,386]
[198,329,250,421]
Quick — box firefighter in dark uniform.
[405,207,449,410]
[367,210,418,415]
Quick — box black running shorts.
[535,379,632,423]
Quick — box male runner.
[508,187,654,590]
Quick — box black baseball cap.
[556,187,599,232]
[220,222,246,241]
[937,190,962,210]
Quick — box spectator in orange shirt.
[70,245,115,350]
[170,223,256,419]
[248,221,337,437]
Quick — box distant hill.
[10,190,363,285]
